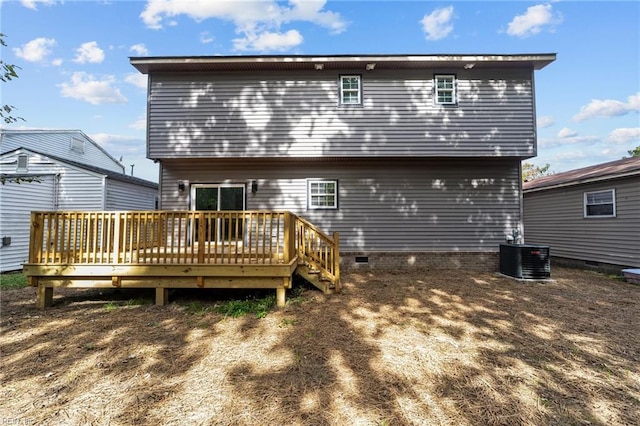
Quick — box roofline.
[130,53,557,73]
[1,147,158,189]
[523,169,640,193]
[0,128,125,172]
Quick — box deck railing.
[28,211,340,288]
[294,215,340,289]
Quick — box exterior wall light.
[366,63,376,71]
[178,182,185,192]
[251,180,258,193]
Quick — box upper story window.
[584,189,616,218]
[71,137,85,153]
[435,74,457,105]
[339,75,361,105]
[17,154,28,171]
[308,180,338,209]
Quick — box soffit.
[130,54,556,74]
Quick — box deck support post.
[155,287,168,306]
[276,287,286,308]
[37,285,53,309]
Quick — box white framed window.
[308,180,338,209]
[339,75,361,105]
[17,154,28,171]
[70,137,85,153]
[435,74,457,105]
[584,189,616,218]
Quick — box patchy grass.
[0,272,28,290]
[213,294,276,318]
[1,267,638,425]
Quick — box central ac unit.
[499,243,550,279]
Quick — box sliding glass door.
[190,184,245,242]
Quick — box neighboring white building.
[0,130,158,272]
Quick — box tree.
[522,162,552,181]
[624,146,640,158]
[0,33,33,185]
[1,33,24,124]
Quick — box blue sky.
[1,0,638,182]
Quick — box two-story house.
[130,54,555,271]
[0,129,158,272]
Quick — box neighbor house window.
[435,74,456,105]
[71,137,85,153]
[584,189,616,218]
[339,75,361,105]
[17,154,28,171]
[308,180,338,209]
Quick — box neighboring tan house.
[130,53,555,270]
[523,157,640,271]
[0,129,158,272]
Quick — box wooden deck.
[24,211,340,308]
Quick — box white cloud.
[557,127,578,139]
[573,93,640,121]
[59,72,127,105]
[88,133,158,182]
[13,37,56,63]
[420,6,455,41]
[200,31,215,44]
[20,0,56,10]
[73,41,105,64]
[539,134,599,149]
[51,58,63,66]
[140,0,347,32]
[90,133,145,155]
[551,150,588,162]
[130,43,149,56]
[125,73,148,89]
[129,114,147,130]
[507,4,562,37]
[233,29,303,52]
[537,116,555,128]
[139,0,347,52]
[606,127,640,144]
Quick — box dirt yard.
[1,268,639,425]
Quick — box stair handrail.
[293,214,340,291]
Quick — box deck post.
[155,287,169,306]
[276,287,286,308]
[113,212,121,263]
[197,212,205,263]
[333,231,341,292]
[37,284,53,309]
[29,212,44,264]
[283,213,295,263]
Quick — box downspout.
[518,161,524,244]
[102,175,107,210]
[157,161,163,210]
[522,66,537,244]
[53,173,60,211]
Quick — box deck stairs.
[295,262,338,294]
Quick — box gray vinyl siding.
[0,176,55,272]
[105,179,158,210]
[1,131,124,173]
[523,178,640,268]
[161,158,521,252]
[148,68,535,159]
